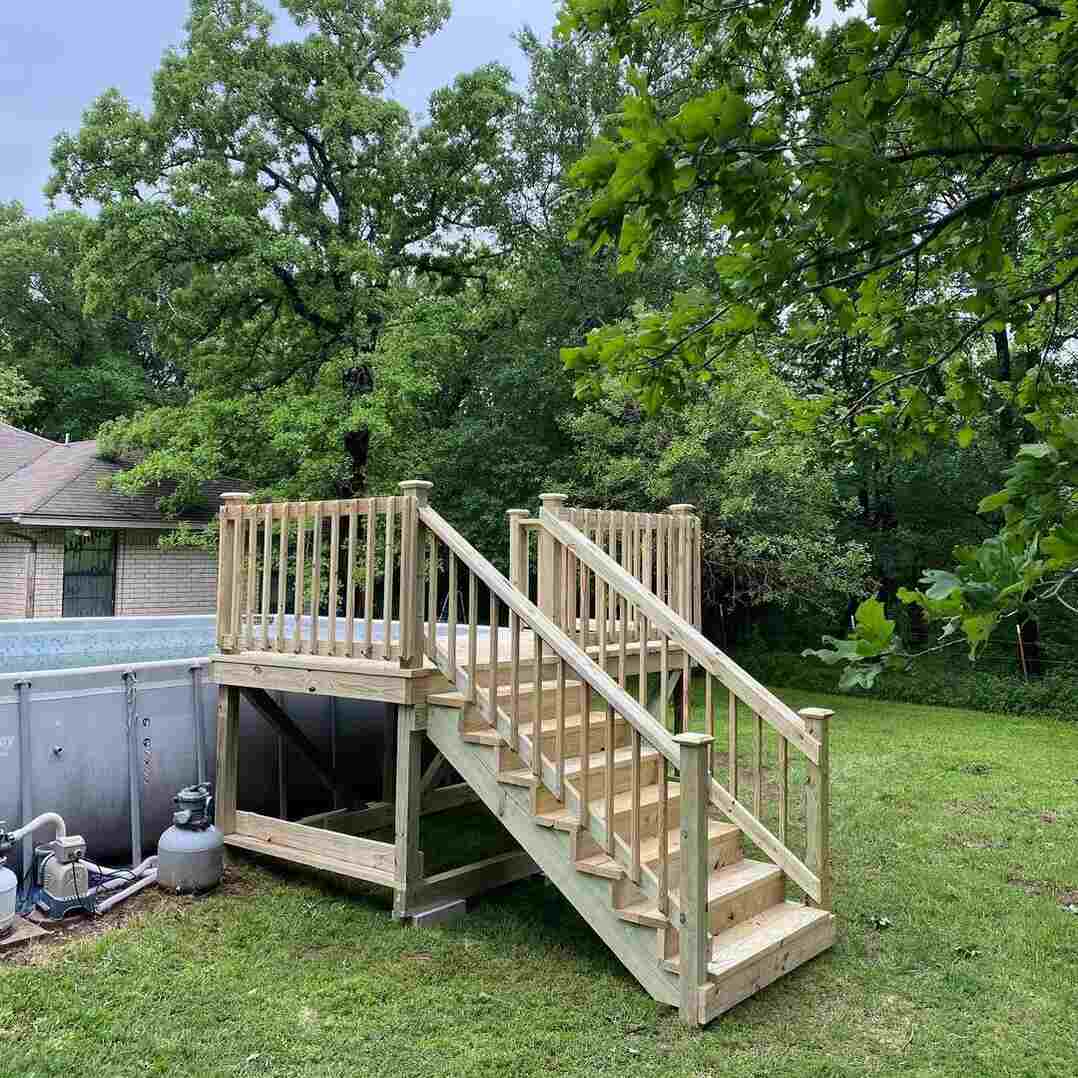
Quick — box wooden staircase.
[425,669,833,1024]
[212,482,836,1026]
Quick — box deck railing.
[215,492,424,664]
[539,504,832,911]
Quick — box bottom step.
[667,902,834,1023]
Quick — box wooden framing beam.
[240,686,353,805]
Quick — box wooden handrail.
[419,505,683,768]
[540,509,821,766]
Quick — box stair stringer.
[427,703,681,1008]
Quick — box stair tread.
[574,852,623,879]
[708,902,833,978]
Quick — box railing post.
[217,492,251,652]
[507,509,529,596]
[800,707,833,910]
[538,493,568,625]
[399,480,433,669]
[674,731,713,1027]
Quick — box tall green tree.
[0,204,159,440]
[558,0,1078,673]
[49,0,516,504]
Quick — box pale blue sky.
[1,1,844,217]
[0,1,558,216]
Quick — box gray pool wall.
[0,616,392,873]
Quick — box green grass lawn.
[1,690,1076,1077]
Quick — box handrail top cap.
[669,503,696,513]
[673,732,714,746]
[506,508,529,517]
[220,492,253,502]
[799,707,835,720]
[539,492,568,502]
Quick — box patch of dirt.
[945,832,1010,851]
[0,861,263,967]
[943,797,999,816]
[1006,874,1078,902]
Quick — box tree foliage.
[50,0,517,501]
[558,0,1078,673]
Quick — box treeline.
[3,1,1077,692]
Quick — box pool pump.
[0,812,160,923]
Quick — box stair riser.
[604,794,683,846]
[567,756,662,804]
[535,722,631,758]
[708,875,785,936]
[475,652,631,689]
[651,830,743,883]
[462,685,588,728]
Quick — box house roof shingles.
[0,423,238,529]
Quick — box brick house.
[0,423,234,618]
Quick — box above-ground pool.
[0,616,391,873]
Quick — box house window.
[62,529,117,617]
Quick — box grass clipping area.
[1,692,1076,1077]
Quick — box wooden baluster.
[638,613,648,713]
[729,690,738,800]
[398,494,412,662]
[310,504,323,655]
[778,733,789,847]
[753,711,763,820]
[488,594,500,729]
[705,673,714,776]
[681,648,691,738]
[604,702,615,855]
[617,594,627,691]
[560,541,570,632]
[694,516,703,630]
[383,498,395,658]
[656,513,666,607]
[427,529,437,659]
[556,657,566,799]
[596,516,607,669]
[657,738,669,915]
[510,610,521,752]
[630,726,641,883]
[581,682,591,828]
[292,505,306,654]
[448,551,458,673]
[363,500,375,657]
[260,504,272,649]
[532,638,543,778]
[642,513,653,617]
[630,514,640,640]
[275,506,288,652]
[241,507,256,650]
[801,708,833,909]
[467,569,478,703]
[345,502,357,658]
[660,634,669,730]
[327,506,339,656]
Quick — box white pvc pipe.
[9,812,66,842]
[94,869,157,914]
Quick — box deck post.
[800,707,833,910]
[393,703,427,919]
[217,492,252,652]
[675,731,713,1027]
[215,685,241,835]
[399,481,433,669]
[538,493,567,624]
